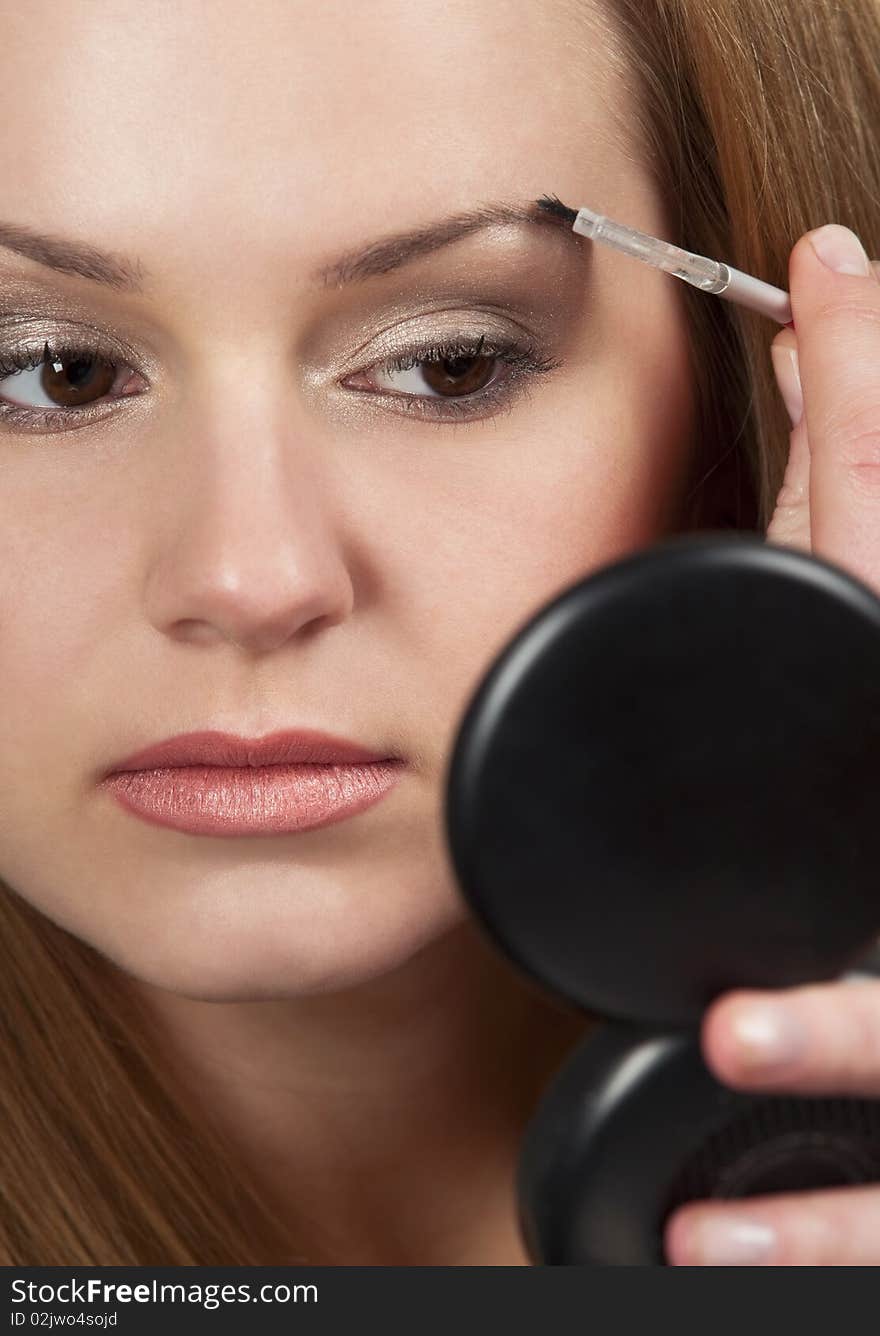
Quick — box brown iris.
[41,343,116,407]
[420,351,496,397]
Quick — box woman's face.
[0,0,696,999]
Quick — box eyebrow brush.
[536,194,793,326]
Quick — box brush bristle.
[535,193,579,225]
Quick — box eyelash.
[0,330,564,434]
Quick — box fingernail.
[771,342,803,428]
[810,224,871,276]
[685,1216,777,1266]
[730,1003,807,1068]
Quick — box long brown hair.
[2,0,879,1264]
[601,0,880,532]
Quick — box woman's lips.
[101,759,405,836]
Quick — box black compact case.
[442,533,880,1265]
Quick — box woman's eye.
[365,347,500,400]
[0,342,143,425]
[345,334,563,422]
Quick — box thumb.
[788,223,880,587]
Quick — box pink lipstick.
[99,728,405,837]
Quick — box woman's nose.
[142,403,356,656]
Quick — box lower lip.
[101,761,405,836]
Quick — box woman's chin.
[105,895,470,1005]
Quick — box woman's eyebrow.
[0,218,146,292]
[0,198,573,294]
[313,199,575,287]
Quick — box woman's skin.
[0,0,877,1265]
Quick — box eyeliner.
[536,194,793,327]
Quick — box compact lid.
[443,534,880,1025]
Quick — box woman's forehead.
[0,0,633,269]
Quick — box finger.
[766,327,811,550]
[789,225,880,593]
[765,418,811,550]
[770,325,803,428]
[700,976,880,1097]
[766,260,880,550]
[664,1184,880,1265]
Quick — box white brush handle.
[572,206,793,326]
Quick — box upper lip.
[104,728,397,775]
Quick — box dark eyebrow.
[0,197,573,294]
[0,218,146,292]
[313,198,577,287]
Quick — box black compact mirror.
[442,533,880,1264]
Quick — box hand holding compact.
[442,225,880,1265]
[661,225,880,1266]
[444,532,880,1266]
